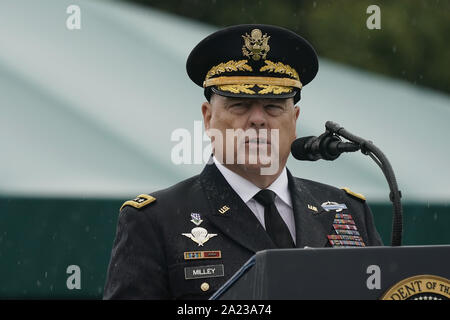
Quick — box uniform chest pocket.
[168,262,227,299]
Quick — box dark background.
[124,0,450,95]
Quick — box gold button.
[200,282,210,292]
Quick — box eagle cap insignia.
[242,28,270,61]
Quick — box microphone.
[290,121,403,246]
[291,134,360,161]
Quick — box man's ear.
[294,105,300,121]
[202,101,212,132]
[294,105,300,138]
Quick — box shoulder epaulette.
[120,194,156,211]
[341,187,366,201]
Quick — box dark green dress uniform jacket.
[103,162,383,299]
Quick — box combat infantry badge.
[321,201,348,212]
[242,28,270,61]
[182,227,218,246]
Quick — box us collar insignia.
[321,201,348,212]
[218,205,230,214]
[242,28,270,61]
[307,204,318,213]
[190,213,203,226]
[182,227,218,246]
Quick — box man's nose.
[248,104,267,128]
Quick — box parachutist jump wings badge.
[182,227,217,246]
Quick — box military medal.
[184,250,222,260]
[333,219,356,225]
[333,223,358,230]
[182,227,218,246]
[334,213,353,219]
[327,234,364,242]
[328,212,366,247]
[335,229,360,236]
[330,239,366,247]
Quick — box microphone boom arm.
[325,121,403,246]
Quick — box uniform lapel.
[199,163,276,253]
[287,169,335,248]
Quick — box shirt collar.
[213,156,292,207]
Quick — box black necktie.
[253,189,294,248]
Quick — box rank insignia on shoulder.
[120,194,156,211]
[341,187,366,201]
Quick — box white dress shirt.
[213,156,296,245]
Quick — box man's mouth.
[245,138,271,145]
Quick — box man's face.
[202,94,300,175]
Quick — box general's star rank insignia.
[119,194,156,211]
[182,227,218,246]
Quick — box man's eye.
[229,103,247,112]
[265,105,284,115]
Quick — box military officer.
[103,24,383,300]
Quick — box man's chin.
[214,148,281,175]
[236,153,279,173]
[239,162,268,173]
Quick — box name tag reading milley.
[184,264,225,280]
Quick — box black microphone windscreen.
[291,136,315,160]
